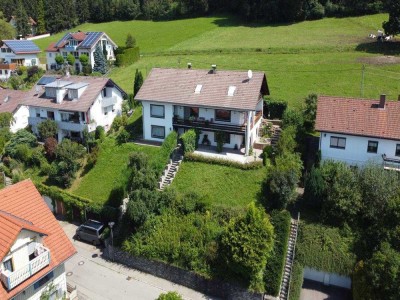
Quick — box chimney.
[187,62,192,69]
[211,64,217,74]
[379,94,386,109]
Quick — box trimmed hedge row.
[152,131,178,175]
[115,47,140,67]
[265,98,287,119]
[264,210,291,296]
[184,152,263,170]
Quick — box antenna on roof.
[248,70,253,81]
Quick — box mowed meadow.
[36,13,400,107]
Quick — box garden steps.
[277,214,300,300]
[158,144,184,190]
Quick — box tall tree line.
[0,0,393,34]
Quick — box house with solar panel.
[46,32,117,73]
[0,40,41,67]
[24,75,126,142]
[135,67,270,156]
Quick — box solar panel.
[4,40,40,54]
[55,33,71,48]
[79,32,103,48]
[37,76,57,86]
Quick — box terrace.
[382,154,400,171]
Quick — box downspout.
[245,111,251,156]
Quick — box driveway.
[300,279,352,300]
[60,221,214,300]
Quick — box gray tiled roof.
[135,68,269,111]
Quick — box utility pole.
[360,64,365,98]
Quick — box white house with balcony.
[0,179,76,300]
[23,75,126,142]
[316,94,400,170]
[0,40,41,67]
[0,89,30,133]
[45,32,117,73]
[135,67,270,156]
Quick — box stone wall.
[105,245,265,300]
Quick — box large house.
[0,180,76,300]
[315,94,400,170]
[0,40,41,67]
[135,67,270,156]
[23,75,126,142]
[0,89,30,133]
[45,32,117,73]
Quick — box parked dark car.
[75,220,105,245]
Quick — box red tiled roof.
[0,180,76,299]
[0,89,27,114]
[315,95,400,140]
[135,68,270,111]
[45,42,58,52]
[71,32,86,41]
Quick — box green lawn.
[70,137,160,204]
[171,161,266,207]
[36,13,400,107]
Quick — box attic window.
[194,84,202,94]
[228,86,236,96]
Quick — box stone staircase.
[278,213,300,300]
[271,125,282,146]
[158,145,183,190]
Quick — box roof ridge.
[0,210,33,226]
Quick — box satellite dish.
[248,70,253,80]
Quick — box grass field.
[171,161,266,207]
[70,137,160,204]
[36,14,400,106]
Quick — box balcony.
[0,245,50,290]
[65,45,77,51]
[102,96,117,108]
[382,154,400,171]
[173,117,246,134]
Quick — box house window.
[73,51,79,58]
[330,136,346,149]
[34,271,54,290]
[5,70,8,75]
[151,125,165,139]
[214,132,230,144]
[0,70,2,74]
[49,53,52,57]
[396,144,400,157]
[31,59,36,66]
[189,107,199,118]
[215,109,231,122]
[62,52,67,58]
[3,258,13,272]
[150,104,165,118]
[367,141,378,153]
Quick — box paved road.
[60,221,215,300]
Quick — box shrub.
[95,126,105,140]
[133,68,143,97]
[4,129,37,158]
[215,131,225,153]
[111,115,128,132]
[276,125,297,154]
[262,145,275,166]
[116,129,130,144]
[29,147,46,167]
[9,75,23,90]
[152,131,178,173]
[181,129,196,154]
[82,65,92,75]
[129,168,158,191]
[265,98,287,119]
[16,66,27,75]
[303,93,318,132]
[66,54,75,66]
[156,292,183,300]
[288,262,304,300]
[282,108,304,133]
[27,65,41,79]
[264,210,291,296]
[44,137,58,160]
[129,151,150,171]
[221,202,274,291]
[55,55,64,66]
[303,165,325,209]
[37,119,58,140]
[0,112,13,129]
[116,47,140,67]
[13,144,32,162]
[79,54,89,67]
[125,33,136,48]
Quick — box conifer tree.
[76,0,90,23]
[36,0,46,34]
[133,69,143,97]
[15,0,30,37]
[93,44,107,74]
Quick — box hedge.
[115,47,140,67]
[288,261,304,300]
[265,98,288,119]
[264,210,291,296]
[152,131,178,175]
[181,129,196,154]
[184,152,263,170]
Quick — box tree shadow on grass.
[126,115,143,140]
[355,41,400,56]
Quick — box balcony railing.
[0,245,50,290]
[173,117,246,134]
[382,154,400,171]
[29,117,95,133]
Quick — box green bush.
[288,261,304,300]
[184,152,263,170]
[13,144,32,162]
[115,47,140,67]
[152,131,178,175]
[265,98,287,119]
[95,126,105,140]
[215,131,225,153]
[111,115,128,132]
[181,129,196,154]
[156,291,183,300]
[4,129,37,158]
[264,210,291,296]
[37,119,58,140]
[276,125,297,154]
[116,129,130,144]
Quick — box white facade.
[0,68,13,80]
[10,105,29,133]
[319,131,400,165]
[0,49,39,67]
[0,230,67,300]
[142,100,263,155]
[28,85,123,142]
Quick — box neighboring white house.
[46,32,117,73]
[315,94,400,170]
[0,63,17,81]
[0,89,30,133]
[0,40,41,67]
[23,75,126,142]
[135,67,270,156]
[0,179,76,300]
